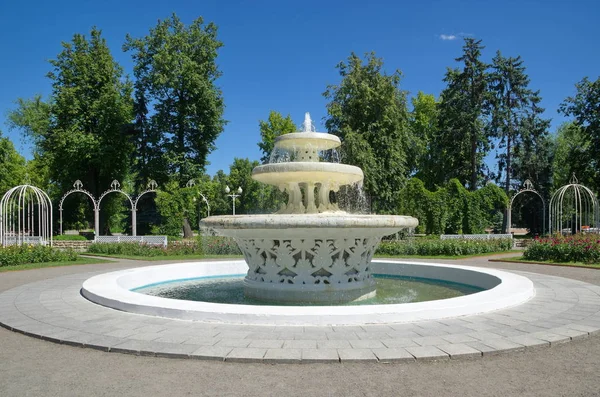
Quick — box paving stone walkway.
[1,268,600,363]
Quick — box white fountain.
[201,113,418,303]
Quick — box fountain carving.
[201,113,418,303]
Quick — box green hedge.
[54,234,89,241]
[398,178,507,235]
[87,241,203,257]
[0,245,79,267]
[376,238,513,257]
[523,234,600,264]
[87,236,241,257]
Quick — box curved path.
[1,255,600,396]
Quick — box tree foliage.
[488,52,550,195]
[8,28,134,233]
[552,122,592,187]
[408,92,439,189]
[437,38,491,190]
[0,132,27,193]
[124,14,226,187]
[559,76,600,191]
[258,111,296,164]
[323,52,410,213]
[398,178,507,234]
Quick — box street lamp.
[193,193,210,232]
[225,186,243,215]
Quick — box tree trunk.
[470,126,477,191]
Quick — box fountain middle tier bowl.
[274,132,341,152]
[201,214,419,303]
[252,162,363,187]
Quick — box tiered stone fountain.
[202,113,418,303]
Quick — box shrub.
[54,234,88,241]
[0,245,78,267]
[88,241,203,257]
[376,238,513,257]
[523,234,600,264]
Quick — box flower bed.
[376,238,513,257]
[0,245,79,267]
[523,234,600,264]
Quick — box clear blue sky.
[1,0,598,176]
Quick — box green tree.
[552,122,593,187]
[408,92,440,189]
[437,38,491,190]
[559,76,600,191]
[0,132,27,193]
[323,52,410,213]
[258,111,296,164]
[124,14,226,186]
[488,52,550,195]
[8,28,134,233]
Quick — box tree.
[437,38,491,190]
[124,14,226,187]
[559,76,600,191]
[408,92,440,189]
[0,131,27,193]
[510,116,554,195]
[8,28,134,233]
[488,52,550,195]
[552,122,593,187]
[323,52,410,213]
[258,111,296,164]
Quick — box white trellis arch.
[59,179,160,238]
[549,174,600,235]
[0,185,53,247]
[506,179,546,235]
[58,180,98,236]
[132,180,158,236]
[97,180,134,236]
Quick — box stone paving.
[1,268,600,363]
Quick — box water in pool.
[135,274,483,306]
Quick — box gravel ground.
[1,255,599,397]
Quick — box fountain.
[201,113,418,303]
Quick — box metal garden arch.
[549,174,599,234]
[506,179,546,235]
[96,180,134,236]
[0,185,53,246]
[132,180,158,236]
[58,180,98,236]
[59,179,159,237]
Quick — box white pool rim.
[81,260,535,326]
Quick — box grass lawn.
[83,253,243,261]
[374,250,519,260]
[0,257,113,272]
[489,255,600,269]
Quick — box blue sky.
[1,0,598,176]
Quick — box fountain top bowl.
[274,132,341,152]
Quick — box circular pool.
[81,260,535,326]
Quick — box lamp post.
[193,194,211,232]
[225,186,243,215]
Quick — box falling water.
[336,181,371,214]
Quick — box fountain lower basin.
[201,214,418,303]
[81,260,535,326]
